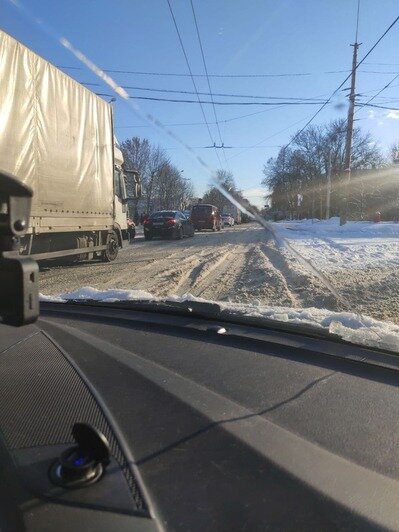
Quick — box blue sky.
[2,0,399,207]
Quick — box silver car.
[221,214,234,227]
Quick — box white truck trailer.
[0,30,139,261]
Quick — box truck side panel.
[0,30,114,231]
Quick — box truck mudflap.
[113,224,123,249]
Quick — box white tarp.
[114,144,124,167]
[0,30,114,219]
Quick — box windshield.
[2,1,399,352]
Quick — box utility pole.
[341,40,360,225]
[326,150,332,219]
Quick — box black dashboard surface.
[1,301,399,531]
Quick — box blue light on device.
[73,456,86,466]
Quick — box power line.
[114,105,286,129]
[59,64,399,77]
[96,93,328,105]
[163,144,282,150]
[356,71,399,112]
[84,82,327,102]
[190,0,230,171]
[227,114,315,161]
[357,102,399,111]
[364,62,399,66]
[283,12,399,150]
[58,65,353,77]
[355,0,361,41]
[165,0,223,170]
[120,86,326,101]
[360,70,399,74]
[359,82,399,95]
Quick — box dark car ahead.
[144,210,195,241]
[191,204,222,231]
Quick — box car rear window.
[192,205,212,214]
[150,211,175,219]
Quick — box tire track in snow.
[259,242,340,311]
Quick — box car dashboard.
[1,302,399,531]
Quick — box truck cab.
[113,144,141,243]
[113,145,129,244]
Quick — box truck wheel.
[102,231,118,262]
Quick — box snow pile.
[217,301,399,352]
[40,286,154,303]
[40,287,399,352]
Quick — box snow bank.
[40,288,399,352]
[276,217,399,239]
[271,217,399,272]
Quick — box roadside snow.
[272,217,399,272]
[40,287,399,352]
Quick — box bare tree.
[202,170,238,211]
[155,164,194,211]
[263,120,384,220]
[120,137,194,216]
[146,146,169,213]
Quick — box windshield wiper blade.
[63,297,222,318]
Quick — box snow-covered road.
[39,223,338,312]
[38,219,399,326]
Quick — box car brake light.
[143,219,150,225]
[166,218,177,226]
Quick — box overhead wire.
[190,0,231,171]
[95,93,328,105]
[355,0,361,41]
[283,11,399,150]
[227,114,316,161]
[357,102,399,111]
[57,65,352,77]
[165,0,223,170]
[355,71,399,115]
[364,62,399,66]
[59,64,399,76]
[123,88,325,101]
[84,83,326,101]
[359,82,399,95]
[163,144,282,150]
[114,105,286,129]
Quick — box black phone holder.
[0,171,39,326]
